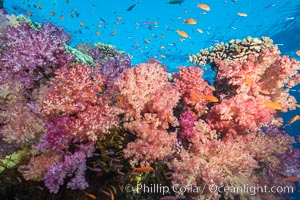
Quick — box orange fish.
[50,11,55,16]
[109,189,115,200]
[245,75,252,86]
[96,31,100,36]
[264,101,281,110]
[79,21,85,26]
[285,115,300,126]
[201,95,219,103]
[260,89,271,95]
[184,18,197,24]
[208,85,215,91]
[133,166,154,172]
[84,191,96,200]
[176,30,188,38]
[282,176,299,182]
[296,50,300,56]
[237,12,248,17]
[280,146,289,151]
[297,135,300,143]
[197,3,210,11]
[197,28,203,33]
[190,91,200,101]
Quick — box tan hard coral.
[189,36,274,65]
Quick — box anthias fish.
[168,0,184,5]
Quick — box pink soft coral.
[123,113,177,166]
[173,66,215,115]
[41,65,105,115]
[206,93,276,134]
[214,46,300,112]
[41,64,119,142]
[114,61,180,123]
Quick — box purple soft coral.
[44,143,94,193]
[179,111,197,139]
[88,44,131,86]
[0,22,75,88]
[37,117,73,153]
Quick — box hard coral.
[189,36,274,66]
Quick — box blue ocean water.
[2,0,300,199]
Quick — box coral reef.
[189,36,274,66]
[0,12,299,200]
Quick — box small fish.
[96,31,100,36]
[260,89,271,95]
[197,28,203,33]
[111,30,118,36]
[285,17,295,21]
[26,10,32,16]
[133,166,154,172]
[280,146,289,151]
[184,18,197,24]
[208,85,215,91]
[127,4,136,11]
[264,101,281,110]
[264,3,276,9]
[19,167,31,171]
[144,39,151,43]
[197,4,210,11]
[297,135,300,143]
[285,115,300,126]
[79,21,85,26]
[245,75,252,86]
[84,191,96,200]
[168,0,184,5]
[281,176,299,182]
[237,12,248,17]
[159,54,166,59]
[50,11,55,16]
[88,167,102,173]
[296,104,300,108]
[37,2,41,10]
[160,196,178,200]
[190,91,199,101]
[109,189,115,200]
[296,50,300,56]
[201,95,219,102]
[60,15,64,20]
[176,29,188,38]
